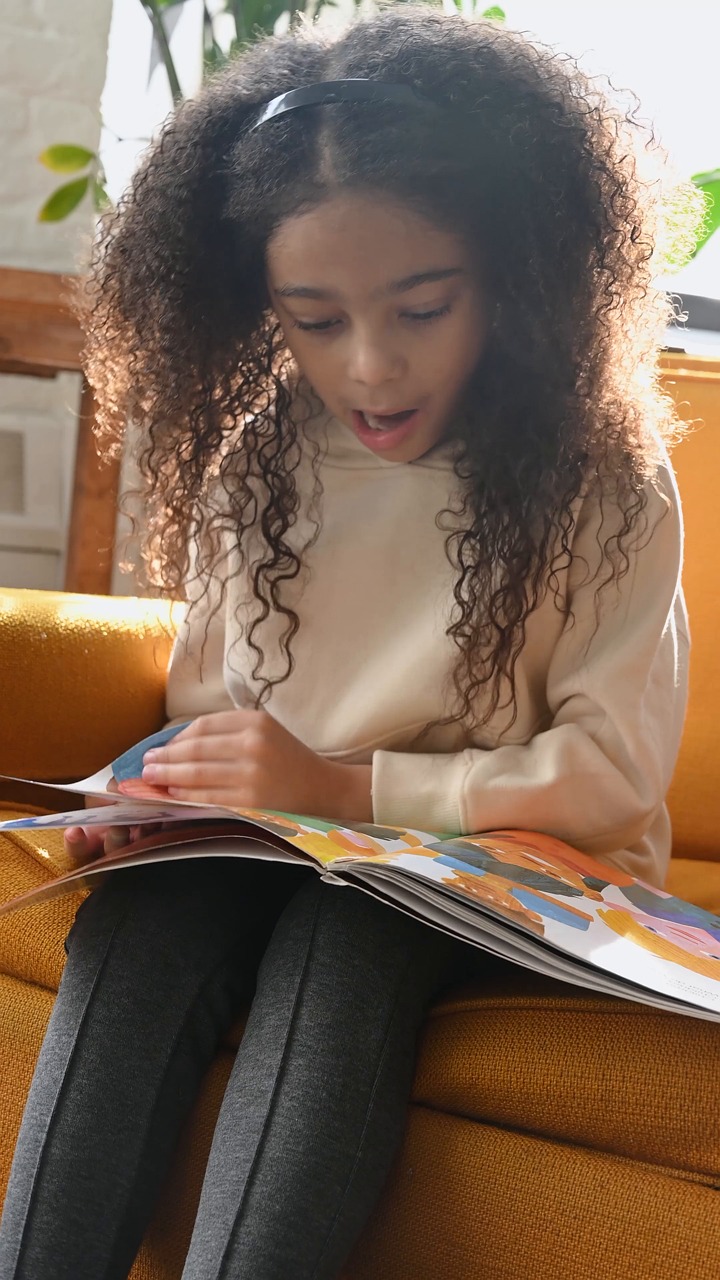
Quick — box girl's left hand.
[141,710,373,823]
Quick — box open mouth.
[356,409,417,432]
[349,407,424,452]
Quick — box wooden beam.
[0,265,83,373]
[0,266,124,595]
[0,358,57,379]
[63,377,122,595]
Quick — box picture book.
[2,726,720,1025]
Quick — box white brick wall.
[0,0,114,589]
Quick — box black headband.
[250,79,439,132]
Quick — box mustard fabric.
[666,857,720,915]
[344,1109,720,1280]
[664,383,720,860]
[0,589,176,781]
[413,969,720,1177]
[0,810,85,990]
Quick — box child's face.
[266,193,489,463]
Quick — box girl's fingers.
[172,711,252,739]
[164,788,250,807]
[142,761,247,787]
[144,735,243,765]
[64,826,106,860]
[103,827,131,854]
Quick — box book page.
[338,831,720,1019]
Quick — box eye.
[404,304,452,324]
[291,318,341,333]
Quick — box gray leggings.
[0,857,478,1280]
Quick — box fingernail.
[106,828,130,852]
[142,765,159,780]
[65,828,82,843]
[143,749,157,762]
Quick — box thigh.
[0,857,315,1280]
[64,855,314,1001]
[181,877,475,1280]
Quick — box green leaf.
[38,175,91,222]
[239,0,290,41]
[691,173,720,258]
[482,5,506,19]
[91,177,112,213]
[38,143,95,174]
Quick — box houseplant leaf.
[691,169,720,258]
[38,143,95,174]
[38,175,91,222]
[92,176,112,213]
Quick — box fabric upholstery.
[343,1108,720,1280]
[0,590,175,782]
[664,381,720,860]
[0,811,84,990]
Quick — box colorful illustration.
[424,842,596,936]
[618,883,720,941]
[4,744,720,1020]
[111,723,192,783]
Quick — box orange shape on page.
[116,777,172,801]
[442,869,547,937]
[598,907,720,980]
[327,829,387,856]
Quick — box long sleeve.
[371,464,688,881]
[164,550,237,727]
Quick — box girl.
[0,7,696,1278]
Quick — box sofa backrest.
[664,356,720,860]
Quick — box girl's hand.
[141,709,373,823]
[63,795,123,861]
[63,821,169,861]
[64,800,163,860]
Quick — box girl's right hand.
[64,825,133,860]
[64,821,166,861]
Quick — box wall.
[0,0,113,589]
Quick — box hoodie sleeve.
[164,544,237,727]
[371,463,689,881]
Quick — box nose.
[346,326,406,388]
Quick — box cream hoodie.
[166,406,689,888]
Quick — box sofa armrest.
[0,588,179,782]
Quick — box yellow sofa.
[1,354,720,1278]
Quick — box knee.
[269,875,451,977]
[63,861,239,958]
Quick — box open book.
[2,725,720,1024]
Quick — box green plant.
[38,144,110,221]
[690,169,720,260]
[37,0,506,222]
[38,0,335,221]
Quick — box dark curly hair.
[77,5,702,733]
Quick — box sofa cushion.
[344,1106,720,1280]
[414,963,720,1180]
[0,807,85,990]
[0,589,175,783]
[665,856,720,915]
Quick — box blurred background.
[0,0,718,595]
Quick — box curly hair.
[77,5,703,732]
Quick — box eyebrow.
[274,267,465,302]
